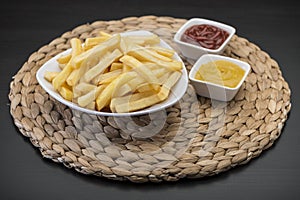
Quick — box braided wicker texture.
[9,16,291,182]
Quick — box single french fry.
[83,49,123,82]
[57,54,72,64]
[111,91,155,106]
[86,101,96,110]
[73,90,81,99]
[120,37,129,53]
[58,86,73,101]
[122,34,160,46]
[121,40,143,54]
[157,71,181,101]
[74,82,97,95]
[141,47,172,62]
[149,46,175,58]
[110,90,155,112]
[136,83,160,93]
[99,31,112,38]
[78,85,105,107]
[115,93,161,113]
[142,62,158,69]
[52,38,82,90]
[70,38,83,56]
[127,49,182,71]
[93,69,122,85]
[116,84,132,97]
[44,71,59,82]
[66,68,80,86]
[153,68,169,78]
[110,62,123,71]
[84,36,111,50]
[52,63,73,90]
[122,64,131,73]
[95,82,115,111]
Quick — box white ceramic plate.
[36,30,188,117]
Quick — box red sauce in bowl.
[181,24,229,50]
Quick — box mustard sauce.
[195,60,245,88]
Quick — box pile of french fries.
[44,31,182,113]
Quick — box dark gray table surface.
[1,0,299,199]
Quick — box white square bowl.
[189,54,251,101]
[36,30,188,117]
[174,18,236,60]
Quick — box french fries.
[44,71,59,82]
[44,32,183,113]
[52,38,82,91]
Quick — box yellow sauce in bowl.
[195,60,245,88]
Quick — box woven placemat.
[9,16,291,182]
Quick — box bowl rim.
[174,18,236,53]
[189,54,251,91]
[36,30,189,117]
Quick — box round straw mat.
[8,16,291,182]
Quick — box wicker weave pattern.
[9,16,291,182]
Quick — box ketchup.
[181,24,229,50]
